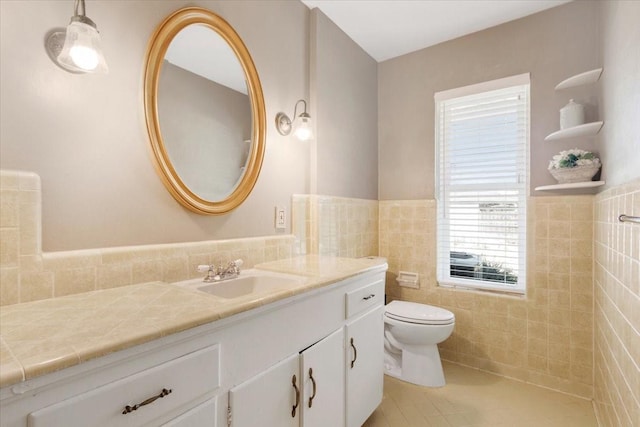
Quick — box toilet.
[383,300,455,387]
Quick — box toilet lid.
[385,301,455,325]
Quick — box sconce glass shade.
[57,19,108,73]
[275,99,313,141]
[293,113,313,141]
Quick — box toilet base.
[383,344,446,387]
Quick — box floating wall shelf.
[538,68,605,194]
[545,121,604,141]
[555,68,603,90]
[535,181,605,191]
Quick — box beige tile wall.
[593,180,640,427]
[379,196,595,398]
[9,168,638,412]
[292,194,378,258]
[0,170,295,306]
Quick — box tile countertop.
[0,255,386,389]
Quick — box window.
[435,74,529,294]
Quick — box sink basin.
[174,269,307,299]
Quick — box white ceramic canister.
[560,99,585,129]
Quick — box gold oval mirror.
[144,7,265,215]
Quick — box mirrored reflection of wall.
[158,61,251,201]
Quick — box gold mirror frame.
[144,7,265,215]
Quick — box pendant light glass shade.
[45,1,108,74]
[57,19,108,73]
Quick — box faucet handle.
[198,264,219,282]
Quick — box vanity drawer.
[28,344,220,427]
[345,280,384,319]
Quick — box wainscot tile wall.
[292,194,378,258]
[379,196,596,398]
[5,168,639,421]
[593,179,639,427]
[0,170,295,306]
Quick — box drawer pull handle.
[362,294,375,300]
[308,368,317,408]
[122,388,172,415]
[291,374,300,417]
[350,338,357,369]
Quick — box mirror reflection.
[159,24,251,201]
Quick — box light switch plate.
[275,206,286,229]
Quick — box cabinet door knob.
[362,294,375,300]
[122,388,172,415]
[308,368,317,408]
[350,337,357,369]
[291,374,300,418]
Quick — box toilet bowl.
[383,300,455,387]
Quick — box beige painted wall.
[597,0,640,187]
[378,1,600,200]
[310,9,378,200]
[0,0,311,251]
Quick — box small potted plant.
[548,148,601,184]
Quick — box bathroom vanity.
[0,256,386,427]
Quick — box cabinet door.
[345,306,384,427]
[229,354,300,427]
[300,328,345,427]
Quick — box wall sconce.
[275,99,314,141]
[45,0,108,74]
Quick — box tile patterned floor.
[363,362,598,427]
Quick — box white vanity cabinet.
[345,307,384,427]
[229,328,345,427]
[16,339,221,427]
[228,354,300,427]
[227,275,385,427]
[344,278,385,427]
[162,398,218,426]
[300,327,346,427]
[0,267,386,427]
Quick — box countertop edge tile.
[0,337,24,385]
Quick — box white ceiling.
[301,0,572,62]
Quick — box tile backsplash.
[0,170,295,305]
[292,194,378,258]
[1,172,380,306]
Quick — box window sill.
[437,282,526,298]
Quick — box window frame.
[434,74,530,294]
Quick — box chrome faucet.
[197,259,243,282]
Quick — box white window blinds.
[435,74,529,293]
